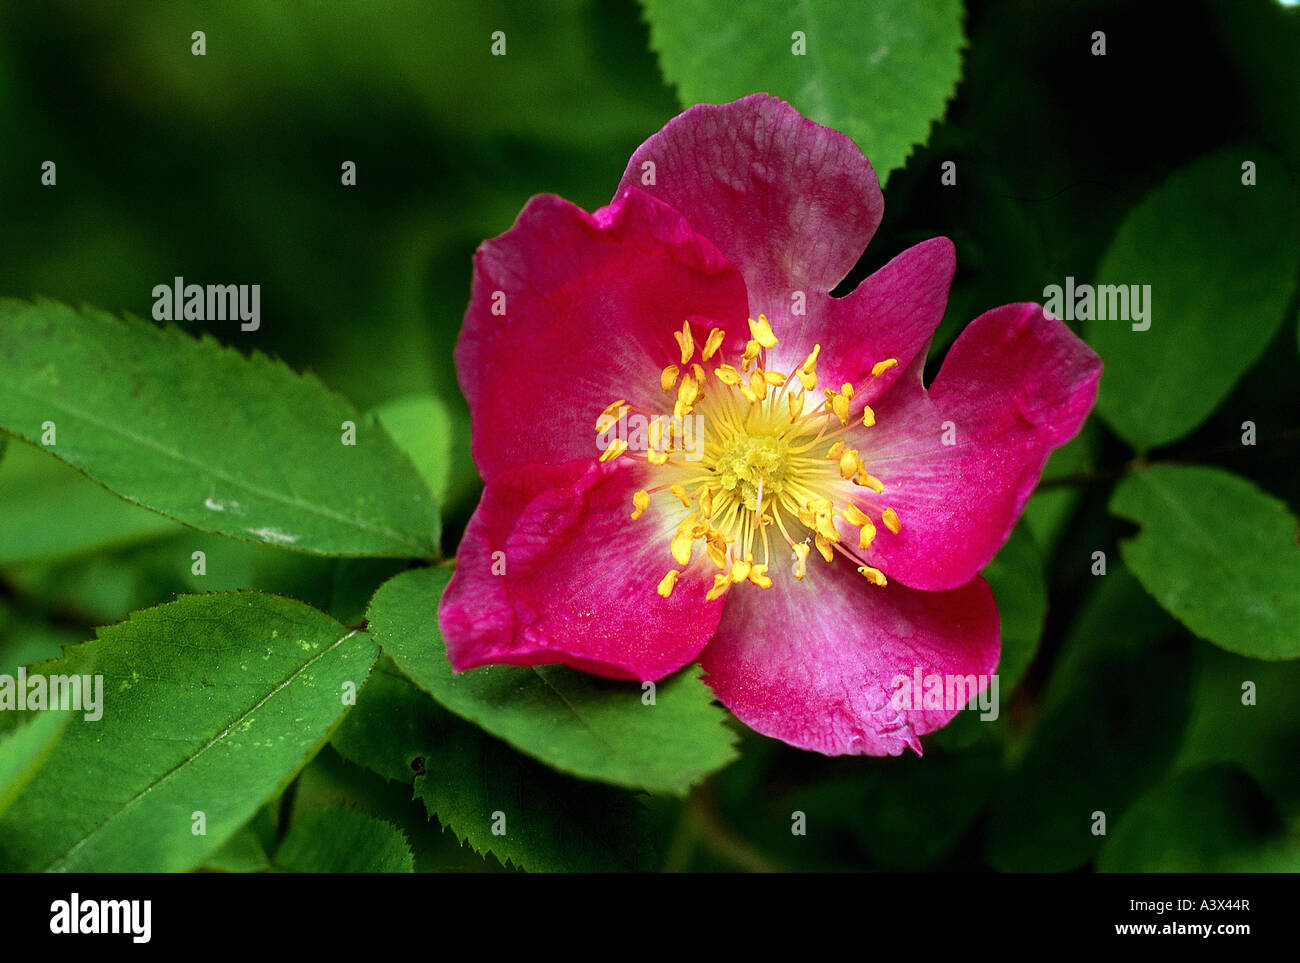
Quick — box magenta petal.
[456,188,749,482]
[699,564,1000,756]
[439,459,723,682]
[773,237,956,405]
[858,302,1102,591]
[617,94,883,311]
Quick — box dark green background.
[1,0,1297,871]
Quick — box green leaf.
[0,592,379,872]
[1087,149,1300,450]
[1022,420,1099,555]
[334,663,655,872]
[785,741,1002,871]
[274,805,413,873]
[979,522,1046,693]
[0,440,177,565]
[365,567,738,796]
[294,745,504,872]
[1098,765,1300,873]
[201,804,277,873]
[1111,464,1300,660]
[640,0,964,183]
[986,571,1191,872]
[1176,643,1300,819]
[0,709,72,819]
[0,299,440,557]
[373,394,454,505]
[0,601,78,677]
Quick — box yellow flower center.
[597,315,902,601]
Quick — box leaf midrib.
[3,379,430,556]
[44,629,362,872]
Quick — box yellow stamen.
[858,518,877,550]
[675,321,695,365]
[842,503,870,527]
[715,364,742,386]
[801,344,821,374]
[882,508,902,534]
[748,314,779,348]
[792,542,810,580]
[856,470,886,494]
[838,449,860,480]
[671,514,698,565]
[831,392,850,425]
[705,572,731,601]
[705,531,730,569]
[674,373,700,418]
[807,497,838,543]
[599,439,628,463]
[701,327,725,361]
[639,311,904,602]
[872,358,898,378]
[856,565,888,587]
[729,555,752,584]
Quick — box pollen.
[675,321,695,365]
[603,319,905,600]
[657,569,680,597]
[882,508,902,534]
[748,314,779,348]
[701,327,726,361]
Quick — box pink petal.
[456,188,749,482]
[851,302,1102,591]
[770,237,956,405]
[439,458,723,682]
[616,93,883,314]
[699,564,1000,756]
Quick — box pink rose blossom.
[441,94,1101,756]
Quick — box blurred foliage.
[0,0,1297,871]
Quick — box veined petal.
[456,188,749,482]
[439,458,724,682]
[771,237,956,405]
[699,562,1000,756]
[617,93,883,313]
[852,302,1102,590]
